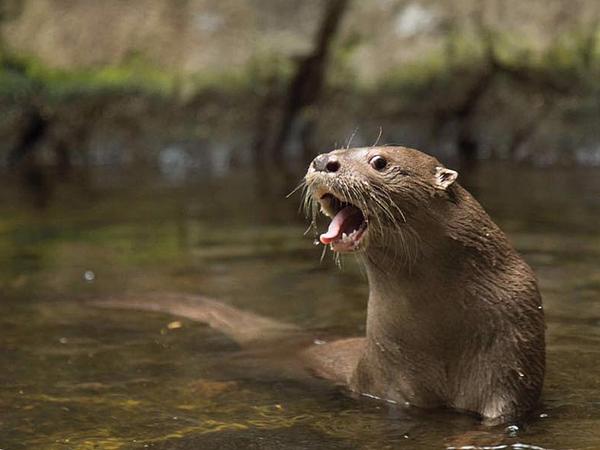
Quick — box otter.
[96,146,545,425]
[299,146,545,423]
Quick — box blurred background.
[1,2,600,449]
[2,0,600,183]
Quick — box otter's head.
[303,146,458,254]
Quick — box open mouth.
[318,193,368,252]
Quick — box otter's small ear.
[434,166,458,190]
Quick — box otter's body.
[303,146,545,423]
[98,146,545,424]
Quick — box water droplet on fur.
[313,239,321,246]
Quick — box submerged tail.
[91,293,299,346]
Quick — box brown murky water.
[1,162,599,449]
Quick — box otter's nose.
[312,154,340,173]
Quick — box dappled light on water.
[0,164,599,449]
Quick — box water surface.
[1,163,599,449]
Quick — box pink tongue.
[320,207,353,244]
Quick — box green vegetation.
[0,51,184,103]
[1,26,598,104]
[0,50,296,102]
[376,29,599,93]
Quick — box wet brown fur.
[302,146,545,423]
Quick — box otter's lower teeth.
[340,230,360,243]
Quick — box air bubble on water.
[506,424,519,436]
[539,413,549,418]
[84,270,95,282]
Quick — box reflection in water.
[0,162,599,449]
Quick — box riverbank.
[1,26,599,171]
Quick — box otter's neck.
[363,241,466,349]
[353,215,484,403]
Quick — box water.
[1,163,599,449]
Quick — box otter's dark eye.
[370,155,387,171]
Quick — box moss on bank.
[0,50,297,103]
[2,26,599,104]
[1,30,599,167]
